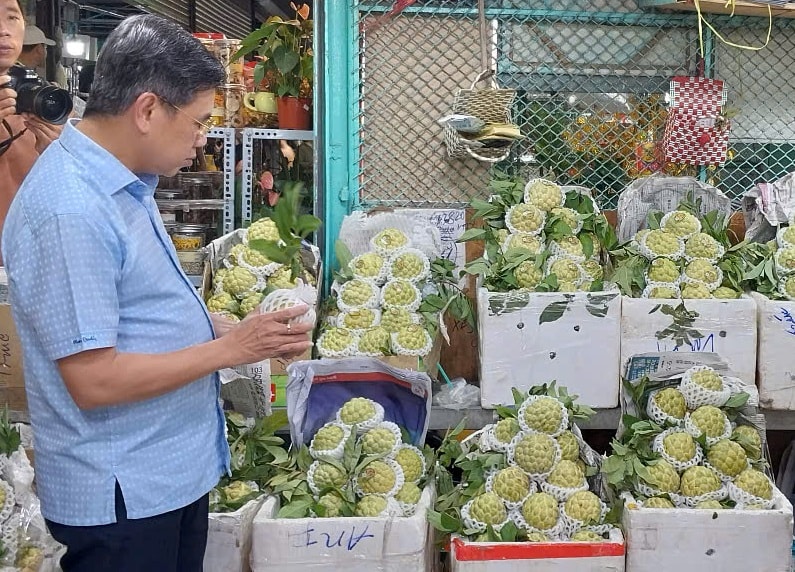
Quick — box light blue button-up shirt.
[2,120,229,526]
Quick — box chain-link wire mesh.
[354,0,795,210]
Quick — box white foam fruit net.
[317,328,359,358]
[651,428,704,472]
[361,421,403,458]
[505,204,546,236]
[353,457,405,499]
[259,284,318,325]
[646,389,686,426]
[507,432,562,482]
[461,498,511,534]
[337,279,381,312]
[510,508,565,541]
[727,479,776,510]
[684,412,732,446]
[680,366,732,409]
[660,211,702,240]
[308,422,351,462]
[638,231,685,261]
[386,247,431,283]
[517,396,570,438]
[540,479,589,502]
[641,282,682,299]
[336,400,385,434]
[485,470,537,512]
[391,327,433,357]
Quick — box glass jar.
[172,224,207,251]
[213,39,244,85]
[219,84,246,129]
[177,249,205,276]
[178,172,222,200]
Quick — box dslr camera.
[4,64,73,125]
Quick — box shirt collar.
[59,119,159,196]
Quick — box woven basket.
[443,70,516,163]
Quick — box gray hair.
[84,15,225,117]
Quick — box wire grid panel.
[354,0,795,212]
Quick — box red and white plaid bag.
[663,76,730,165]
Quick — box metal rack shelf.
[206,128,236,234]
[241,128,316,225]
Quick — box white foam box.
[620,296,757,385]
[449,528,625,572]
[752,292,795,409]
[249,487,434,571]
[623,489,794,572]
[478,288,621,409]
[205,497,266,572]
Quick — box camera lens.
[16,84,73,125]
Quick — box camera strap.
[0,119,28,158]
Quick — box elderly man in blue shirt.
[2,14,314,572]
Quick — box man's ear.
[129,92,160,135]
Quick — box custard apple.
[652,388,687,420]
[550,207,580,232]
[526,532,549,542]
[633,229,651,247]
[647,258,680,283]
[713,286,740,299]
[355,495,387,517]
[644,497,675,509]
[395,482,422,505]
[394,324,431,352]
[662,431,698,463]
[389,250,428,280]
[372,228,409,253]
[506,233,543,254]
[522,396,565,434]
[507,204,545,234]
[215,311,241,323]
[339,397,378,425]
[641,459,680,493]
[564,491,603,524]
[212,267,230,288]
[223,266,258,297]
[317,327,356,356]
[662,211,700,238]
[513,432,558,475]
[525,180,564,212]
[360,423,399,456]
[734,468,772,500]
[241,246,272,268]
[521,492,559,530]
[311,423,347,454]
[350,253,385,281]
[226,243,247,267]
[691,368,724,391]
[469,492,508,526]
[690,406,728,439]
[681,283,712,299]
[382,280,419,308]
[680,466,721,497]
[695,500,723,509]
[558,281,578,292]
[581,259,604,282]
[357,460,400,495]
[780,275,795,299]
[781,226,795,247]
[777,246,795,272]
[644,230,682,257]
[707,439,747,477]
[341,308,378,330]
[381,307,416,333]
[685,233,722,260]
[648,285,679,299]
[494,418,521,444]
[247,218,281,242]
[358,326,391,355]
[548,258,582,283]
[732,425,762,460]
[554,236,585,258]
[394,445,425,483]
[317,492,345,517]
[515,261,543,290]
[547,460,585,489]
[571,530,605,542]
[206,292,240,314]
[268,265,299,290]
[684,258,720,285]
[492,466,532,503]
[310,461,348,491]
[340,279,378,308]
[239,292,264,316]
[556,431,580,462]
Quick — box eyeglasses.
[157,96,213,137]
[0,120,28,158]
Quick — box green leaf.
[724,392,750,409]
[458,228,488,243]
[277,498,313,518]
[539,300,569,324]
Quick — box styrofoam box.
[620,296,757,384]
[752,292,795,409]
[449,528,625,572]
[623,489,794,572]
[249,487,434,571]
[478,288,621,409]
[205,497,266,572]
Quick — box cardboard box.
[205,497,266,572]
[249,487,434,572]
[620,296,757,385]
[477,288,621,409]
[752,292,795,409]
[622,489,793,572]
[449,528,626,572]
[0,304,27,420]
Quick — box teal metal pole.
[322,0,360,289]
[699,27,714,183]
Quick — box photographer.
[0,0,63,254]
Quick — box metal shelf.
[241,128,316,224]
[206,128,236,234]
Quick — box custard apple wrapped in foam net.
[337,279,380,311]
[728,468,775,509]
[541,459,589,501]
[516,492,562,537]
[775,246,795,275]
[349,252,387,283]
[339,307,381,331]
[518,395,569,436]
[550,236,586,261]
[246,217,282,243]
[680,366,731,409]
[336,397,385,432]
[545,256,584,285]
[685,405,732,446]
[380,307,420,333]
[380,280,421,311]
[680,282,713,299]
[462,492,510,532]
[486,466,534,509]
[639,229,684,260]
[646,258,680,284]
[387,248,431,283]
[505,203,546,235]
[684,232,724,262]
[392,324,433,356]
[704,438,749,481]
[223,266,261,298]
[356,326,392,356]
[309,422,351,461]
[523,179,565,212]
[508,431,560,479]
[514,260,544,290]
[307,460,350,495]
[354,494,401,517]
[660,210,701,239]
[259,284,317,325]
[503,233,544,254]
[394,444,427,483]
[642,282,681,299]
[317,327,358,358]
[549,206,582,234]
[354,458,404,497]
[652,429,703,472]
[777,226,795,250]
[682,258,723,291]
[646,387,687,425]
[359,421,402,458]
[206,291,240,315]
[370,228,411,256]
[778,275,795,301]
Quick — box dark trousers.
[46,483,209,572]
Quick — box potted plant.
[236,3,313,130]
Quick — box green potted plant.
[236,3,313,130]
